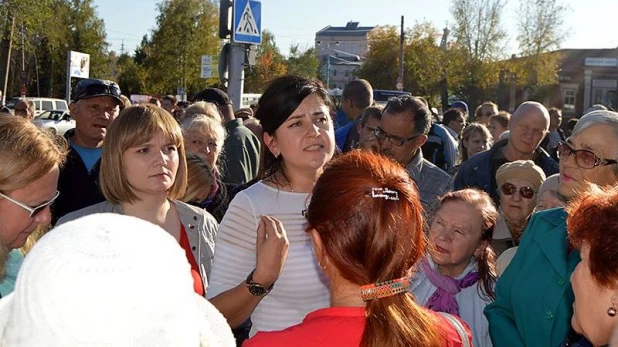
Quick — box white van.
[7,97,68,116]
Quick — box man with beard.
[375,95,452,212]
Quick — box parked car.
[6,97,69,116]
[35,110,74,136]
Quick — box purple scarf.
[420,258,479,315]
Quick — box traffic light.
[219,0,233,39]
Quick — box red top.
[243,306,472,347]
[179,224,204,296]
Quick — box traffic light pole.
[227,42,245,110]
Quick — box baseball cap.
[71,78,122,105]
[193,88,231,107]
[450,101,469,115]
[0,213,235,347]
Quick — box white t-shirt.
[207,181,330,335]
[410,257,493,347]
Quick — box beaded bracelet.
[360,277,410,301]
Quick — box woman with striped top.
[207,76,335,337]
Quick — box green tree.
[116,53,146,96]
[285,44,319,79]
[244,30,287,93]
[0,0,111,98]
[355,26,399,90]
[145,0,220,95]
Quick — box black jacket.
[52,129,105,225]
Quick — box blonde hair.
[0,116,67,191]
[100,104,188,204]
[183,101,222,123]
[181,153,214,203]
[0,116,67,277]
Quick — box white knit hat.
[0,213,235,347]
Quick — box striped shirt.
[207,181,330,336]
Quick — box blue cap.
[450,101,469,115]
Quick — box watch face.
[248,284,266,296]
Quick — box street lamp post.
[316,40,339,89]
[316,41,364,89]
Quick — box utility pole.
[1,16,14,105]
[440,27,450,111]
[20,21,25,97]
[396,16,404,91]
[227,42,245,109]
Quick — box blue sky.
[96,0,618,57]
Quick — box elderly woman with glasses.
[491,160,546,256]
[0,116,67,297]
[485,110,618,347]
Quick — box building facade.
[315,22,376,89]
[499,49,618,118]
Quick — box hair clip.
[371,188,399,201]
[361,277,410,301]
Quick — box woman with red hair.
[564,184,618,346]
[244,151,472,347]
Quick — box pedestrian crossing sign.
[233,0,262,44]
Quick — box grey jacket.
[56,200,217,291]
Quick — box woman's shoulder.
[55,201,116,226]
[173,200,218,228]
[244,307,364,347]
[531,207,567,228]
[426,309,473,347]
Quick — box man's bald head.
[507,101,550,157]
[511,101,550,131]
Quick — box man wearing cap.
[52,78,122,224]
[193,88,260,185]
[454,101,559,203]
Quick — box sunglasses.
[557,141,618,169]
[0,191,59,218]
[500,183,535,200]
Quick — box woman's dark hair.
[437,189,499,300]
[306,151,441,347]
[255,76,334,183]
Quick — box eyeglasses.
[374,127,420,147]
[500,183,535,200]
[0,190,59,218]
[557,141,618,169]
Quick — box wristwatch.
[245,269,274,297]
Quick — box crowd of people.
[1,74,618,346]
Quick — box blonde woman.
[0,116,67,296]
[57,104,217,297]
